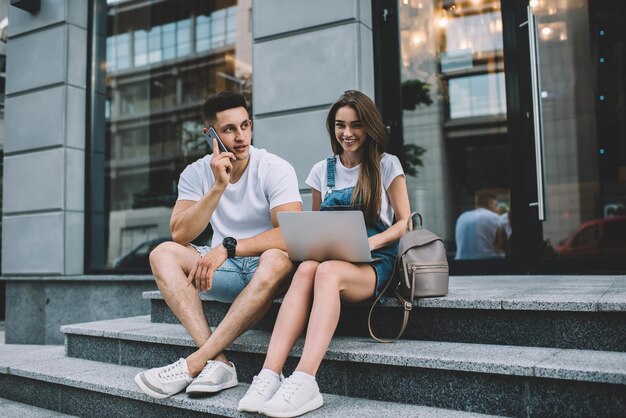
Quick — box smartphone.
[204,127,229,153]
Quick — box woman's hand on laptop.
[186,246,228,292]
[368,236,376,252]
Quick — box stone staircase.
[1,276,625,417]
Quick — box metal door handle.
[527,5,546,221]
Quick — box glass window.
[211,9,227,48]
[134,30,148,67]
[176,19,191,57]
[89,0,251,272]
[398,0,510,262]
[162,22,176,61]
[604,220,626,246]
[115,33,131,70]
[148,26,162,64]
[571,225,599,248]
[196,14,211,53]
[448,73,506,119]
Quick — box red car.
[557,216,626,257]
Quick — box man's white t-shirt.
[305,153,404,227]
[177,146,302,247]
[454,207,502,259]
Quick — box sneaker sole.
[260,393,324,418]
[186,379,238,395]
[134,372,180,399]
[238,396,275,413]
[237,403,263,413]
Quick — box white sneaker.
[260,375,324,418]
[238,372,283,412]
[134,358,193,399]
[185,360,238,395]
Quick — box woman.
[238,90,411,417]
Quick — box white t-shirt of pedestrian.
[454,207,502,259]
[177,146,302,248]
[305,153,405,227]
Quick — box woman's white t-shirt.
[177,146,302,247]
[305,153,404,227]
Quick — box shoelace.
[196,361,221,380]
[157,361,187,382]
[278,377,303,401]
[251,375,274,396]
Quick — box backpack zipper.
[409,265,449,273]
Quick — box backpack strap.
[367,213,419,343]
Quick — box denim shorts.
[370,250,396,297]
[189,244,259,303]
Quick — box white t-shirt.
[177,146,302,247]
[454,207,503,259]
[305,153,405,227]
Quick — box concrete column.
[251,0,374,207]
[2,0,88,275]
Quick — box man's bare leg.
[185,248,294,376]
[149,242,221,357]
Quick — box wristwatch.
[222,237,237,258]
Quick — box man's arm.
[171,141,234,245]
[170,184,226,245]
[235,201,303,256]
[185,200,302,292]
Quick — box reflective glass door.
[528,0,626,270]
[397,0,513,273]
[393,0,626,273]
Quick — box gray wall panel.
[67,0,89,29]
[3,149,64,214]
[358,23,375,96]
[2,213,65,274]
[66,148,85,212]
[358,0,372,30]
[66,86,87,150]
[254,109,330,189]
[65,211,84,275]
[254,24,363,115]
[3,2,89,277]
[5,25,66,94]
[4,86,65,152]
[67,25,87,88]
[253,0,367,39]
[7,0,66,37]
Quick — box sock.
[292,370,316,384]
[259,368,280,381]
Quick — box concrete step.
[62,316,626,417]
[0,396,79,417]
[145,275,626,351]
[0,345,494,418]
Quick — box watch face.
[223,237,237,249]
[223,237,237,258]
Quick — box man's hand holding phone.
[204,127,229,154]
[206,129,235,189]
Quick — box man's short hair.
[202,91,249,127]
[475,191,498,209]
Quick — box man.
[134,91,302,398]
[455,191,503,260]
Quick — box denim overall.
[320,156,398,296]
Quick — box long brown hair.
[325,90,388,224]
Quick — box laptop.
[277,211,373,262]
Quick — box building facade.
[1,0,625,342]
